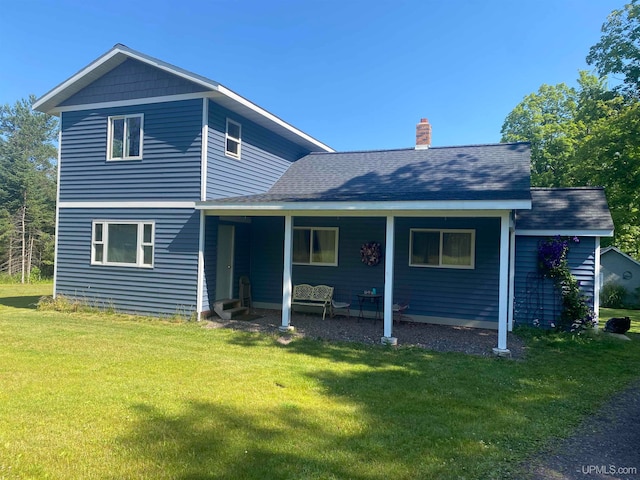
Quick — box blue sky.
[0,0,624,151]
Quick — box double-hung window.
[410,229,475,269]
[92,221,154,267]
[293,227,338,266]
[225,118,241,159]
[108,114,143,160]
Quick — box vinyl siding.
[206,101,308,200]
[56,207,200,316]
[60,100,202,201]
[600,250,640,304]
[202,217,253,311]
[394,217,501,322]
[60,58,207,106]
[246,216,501,321]
[513,236,596,327]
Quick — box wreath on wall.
[360,242,382,266]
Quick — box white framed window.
[410,229,475,269]
[107,114,144,160]
[293,227,338,266]
[225,118,241,159]
[92,221,154,268]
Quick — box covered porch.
[195,206,520,355]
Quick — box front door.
[216,224,235,300]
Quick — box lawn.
[1,284,639,479]
[600,307,640,333]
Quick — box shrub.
[600,282,628,308]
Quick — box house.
[33,44,614,355]
[600,246,640,305]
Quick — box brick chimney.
[415,118,431,149]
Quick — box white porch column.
[382,215,397,345]
[594,237,601,328]
[493,211,511,356]
[196,210,206,321]
[507,227,516,331]
[280,214,294,332]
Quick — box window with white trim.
[410,229,475,269]
[92,221,154,267]
[225,118,241,159]
[108,114,143,160]
[293,227,338,266]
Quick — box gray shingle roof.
[515,187,614,232]
[211,143,531,204]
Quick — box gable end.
[60,58,208,107]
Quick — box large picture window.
[293,227,338,266]
[225,118,241,159]
[410,229,475,269]
[92,221,154,267]
[108,114,143,160]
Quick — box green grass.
[1,284,639,479]
[600,307,640,333]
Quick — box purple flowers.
[537,235,595,333]
[538,236,569,275]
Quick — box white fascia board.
[601,246,640,266]
[216,85,334,153]
[34,45,333,153]
[196,199,529,217]
[33,47,124,112]
[58,201,196,209]
[516,228,614,237]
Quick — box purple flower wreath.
[360,242,381,266]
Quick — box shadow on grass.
[116,328,640,479]
[118,401,375,480]
[0,295,42,309]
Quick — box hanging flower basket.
[360,242,381,266]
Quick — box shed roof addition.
[515,187,614,236]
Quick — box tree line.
[0,95,57,282]
[501,0,640,256]
[1,2,640,282]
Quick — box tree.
[500,80,581,187]
[574,102,640,255]
[0,95,58,281]
[587,0,640,97]
[500,73,640,251]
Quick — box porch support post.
[507,226,516,331]
[196,210,206,321]
[381,215,397,345]
[280,214,294,332]
[593,237,601,328]
[493,211,511,356]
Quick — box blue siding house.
[34,45,614,354]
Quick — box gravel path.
[205,308,526,357]
[526,378,640,480]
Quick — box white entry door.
[216,224,235,300]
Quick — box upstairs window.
[108,114,143,160]
[92,221,154,268]
[225,118,241,159]
[293,227,338,266]
[410,229,475,269]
